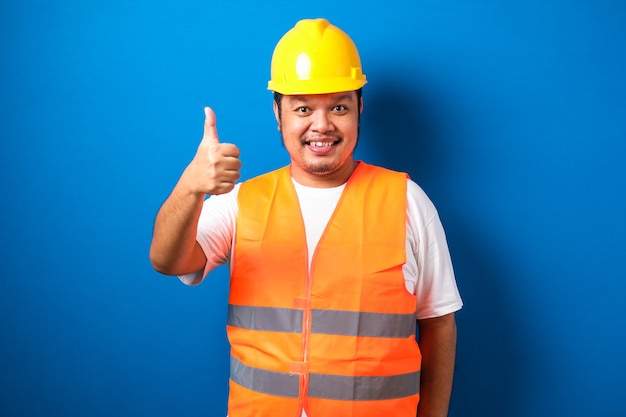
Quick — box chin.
[299,159,338,175]
[305,165,336,175]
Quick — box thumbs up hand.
[180,107,242,196]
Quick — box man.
[150,18,462,417]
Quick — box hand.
[181,107,242,195]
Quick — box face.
[274,91,362,187]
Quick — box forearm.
[150,107,241,277]
[417,313,457,417]
[150,176,206,276]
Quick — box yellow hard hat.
[267,18,367,95]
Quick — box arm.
[149,107,241,277]
[416,313,457,417]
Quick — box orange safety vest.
[228,162,421,417]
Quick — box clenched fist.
[180,107,242,196]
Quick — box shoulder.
[201,183,241,215]
[358,162,408,180]
[240,166,290,189]
[406,178,433,205]
[406,178,441,229]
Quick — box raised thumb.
[202,106,220,144]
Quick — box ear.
[359,96,364,114]
[273,100,281,131]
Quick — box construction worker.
[150,18,462,417]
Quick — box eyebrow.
[286,93,355,105]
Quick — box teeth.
[310,141,334,147]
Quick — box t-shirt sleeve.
[407,180,463,319]
[178,184,239,285]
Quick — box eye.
[296,106,310,114]
[332,105,348,113]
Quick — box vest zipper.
[301,243,313,415]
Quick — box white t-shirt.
[181,178,462,320]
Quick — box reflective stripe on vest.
[231,355,420,401]
[228,304,416,338]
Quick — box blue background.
[2,1,625,416]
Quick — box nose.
[310,110,335,133]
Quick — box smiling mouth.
[307,141,336,147]
[303,138,340,155]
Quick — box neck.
[290,159,359,188]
